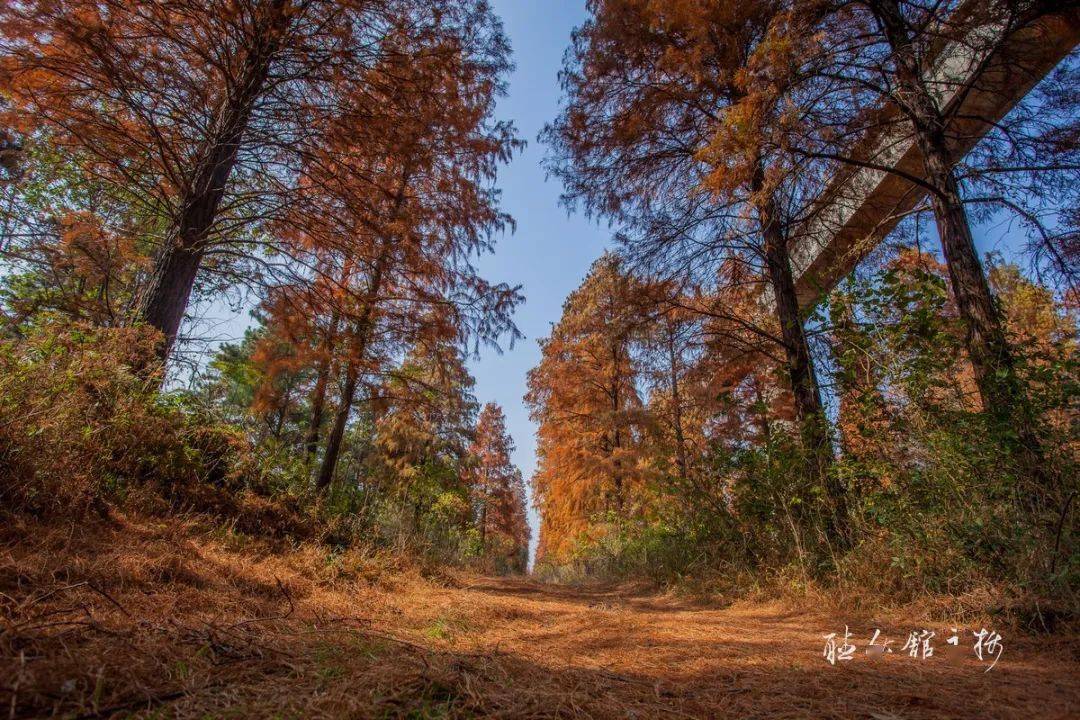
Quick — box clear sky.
[467,1,609,561]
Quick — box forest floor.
[2,513,1077,719]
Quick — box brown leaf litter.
[1,514,1076,719]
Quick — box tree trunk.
[610,346,624,513]
[872,0,1051,493]
[138,241,205,358]
[304,352,332,463]
[272,382,292,440]
[754,167,848,542]
[316,358,359,493]
[479,497,488,549]
[314,250,391,493]
[304,308,341,464]
[665,317,689,486]
[314,172,411,493]
[871,0,1017,411]
[137,0,292,361]
[751,376,773,444]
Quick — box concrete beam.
[789,7,1080,309]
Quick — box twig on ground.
[227,577,294,630]
[70,688,189,719]
[85,583,131,619]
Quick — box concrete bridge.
[788,6,1080,309]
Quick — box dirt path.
[3,518,1078,718]
[392,576,1078,719]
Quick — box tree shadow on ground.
[2,517,1077,719]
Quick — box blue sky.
[468,1,609,558]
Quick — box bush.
[548,411,1075,613]
[0,323,249,516]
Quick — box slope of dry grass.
[1,513,1077,719]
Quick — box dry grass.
[1,513,1077,719]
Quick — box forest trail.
[377,577,1079,719]
[3,517,1078,719]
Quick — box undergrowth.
[534,265,1079,622]
[0,323,494,572]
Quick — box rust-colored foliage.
[526,254,652,563]
[543,1,848,540]
[0,0,516,359]
[467,403,529,571]
[0,0,523,495]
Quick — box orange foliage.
[0,0,517,356]
[526,254,651,563]
[467,403,529,570]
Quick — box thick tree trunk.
[137,0,291,361]
[872,0,1018,411]
[761,214,827,454]
[873,0,1050,492]
[138,241,205,357]
[304,308,341,464]
[755,168,848,542]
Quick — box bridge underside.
[789,9,1080,310]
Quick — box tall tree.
[543,0,849,540]
[467,403,529,571]
[0,0,512,361]
[295,26,521,493]
[526,254,649,562]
